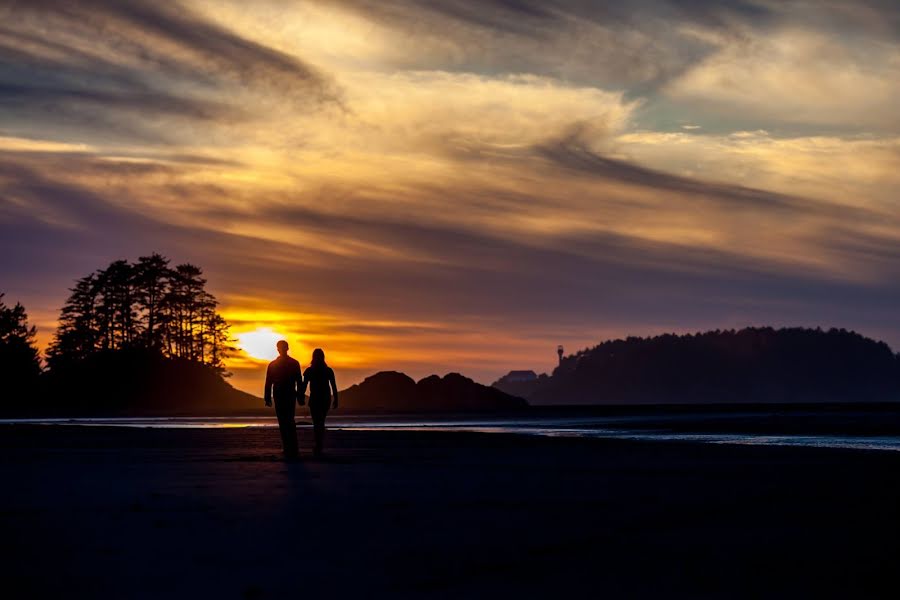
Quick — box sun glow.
[235,327,288,361]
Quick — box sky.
[1,0,899,395]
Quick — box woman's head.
[311,348,326,367]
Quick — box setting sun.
[236,328,288,361]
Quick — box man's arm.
[295,363,305,406]
[300,369,309,403]
[264,364,273,407]
[330,369,338,409]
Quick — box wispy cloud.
[0,0,339,144]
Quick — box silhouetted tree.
[0,294,41,400]
[204,312,233,374]
[47,274,100,369]
[95,259,138,350]
[48,255,232,373]
[133,253,170,350]
[164,263,208,361]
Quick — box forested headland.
[1,253,254,415]
[493,327,900,405]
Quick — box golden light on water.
[235,327,288,361]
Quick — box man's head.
[276,340,289,357]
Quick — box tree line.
[47,253,232,372]
[0,253,233,391]
[0,293,42,399]
[497,327,900,405]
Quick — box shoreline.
[7,404,900,453]
[3,399,900,417]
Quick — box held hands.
[332,397,338,410]
[264,398,272,408]
[297,395,306,407]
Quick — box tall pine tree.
[0,294,41,400]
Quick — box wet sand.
[2,424,899,598]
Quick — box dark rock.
[340,371,527,412]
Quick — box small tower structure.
[557,344,564,366]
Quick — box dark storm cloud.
[0,0,338,143]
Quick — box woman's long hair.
[310,348,326,368]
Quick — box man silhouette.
[264,340,303,459]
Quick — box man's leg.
[274,397,298,458]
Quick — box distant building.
[499,370,537,383]
[491,369,541,400]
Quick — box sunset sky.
[2,0,899,394]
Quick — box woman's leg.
[311,399,329,456]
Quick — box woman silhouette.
[302,348,338,457]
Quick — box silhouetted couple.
[264,341,338,460]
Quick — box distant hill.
[493,327,900,405]
[33,348,258,416]
[340,371,528,412]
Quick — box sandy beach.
[2,424,900,599]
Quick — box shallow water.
[4,414,900,452]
